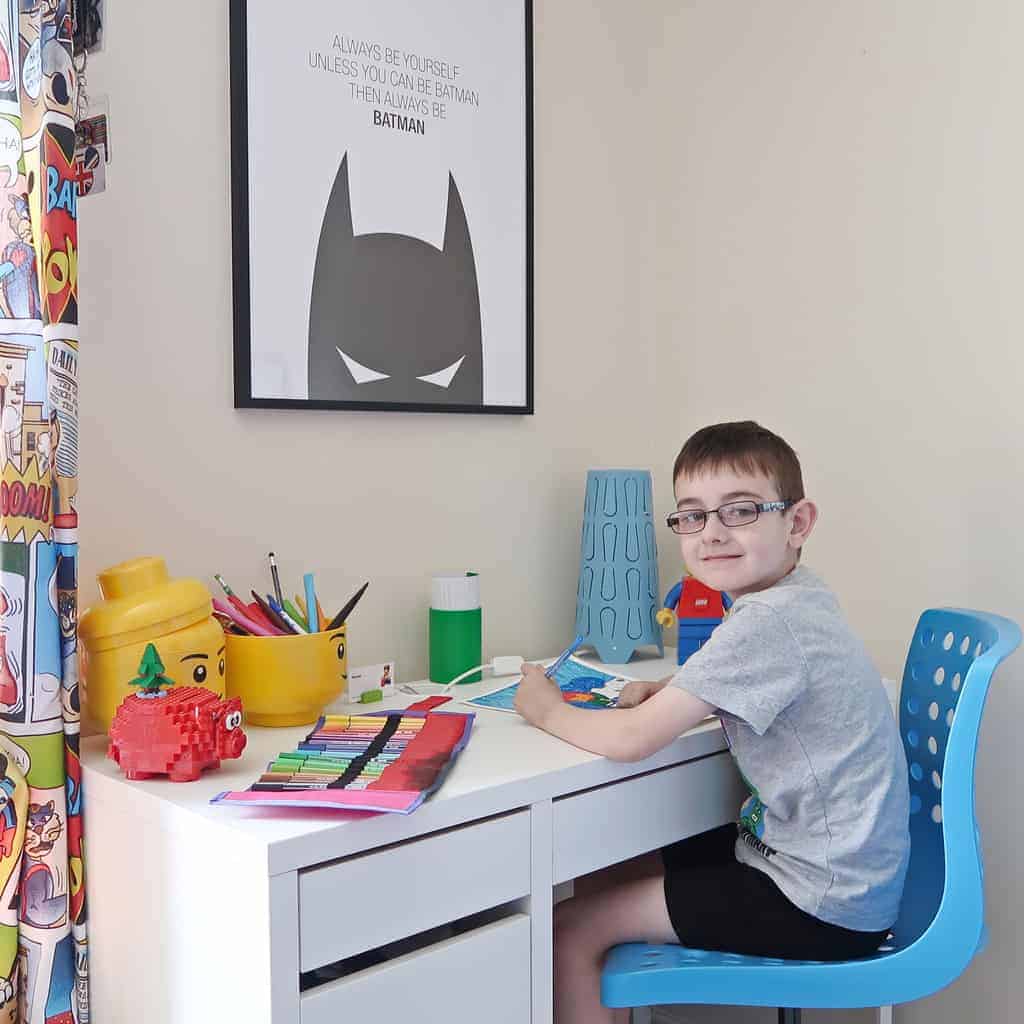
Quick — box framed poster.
[230,0,533,413]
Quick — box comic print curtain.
[0,3,86,1023]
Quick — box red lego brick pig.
[108,686,247,782]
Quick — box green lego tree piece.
[128,642,176,694]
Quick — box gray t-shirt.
[671,565,910,932]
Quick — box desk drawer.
[301,913,530,1024]
[299,810,530,971]
[552,753,743,883]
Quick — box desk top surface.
[80,652,731,873]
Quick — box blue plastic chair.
[602,608,1021,1023]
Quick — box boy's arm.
[514,663,715,762]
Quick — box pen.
[327,581,369,630]
[269,595,306,635]
[268,552,284,606]
[545,633,586,679]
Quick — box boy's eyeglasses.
[665,500,795,535]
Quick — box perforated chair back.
[891,609,1019,952]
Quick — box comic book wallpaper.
[0,2,87,1022]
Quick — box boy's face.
[673,467,816,599]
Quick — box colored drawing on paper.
[464,657,630,714]
[212,709,475,814]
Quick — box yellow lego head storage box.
[79,557,225,732]
[224,624,347,727]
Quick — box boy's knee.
[554,897,604,958]
[554,899,576,938]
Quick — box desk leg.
[270,871,301,1024]
[531,799,554,1024]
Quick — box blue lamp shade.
[575,469,664,663]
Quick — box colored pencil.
[212,597,274,637]
[294,594,310,630]
[268,552,284,606]
[250,591,292,634]
[247,601,285,635]
[327,582,369,630]
[213,574,253,621]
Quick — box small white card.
[348,661,396,702]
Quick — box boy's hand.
[514,662,563,727]
[616,679,669,708]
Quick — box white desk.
[81,653,746,1023]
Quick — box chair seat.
[601,938,917,1011]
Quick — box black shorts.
[661,824,889,961]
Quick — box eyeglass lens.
[668,501,760,534]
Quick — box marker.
[304,573,321,632]
[545,634,586,679]
[282,598,309,633]
[319,713,425,727]
[327,581,369,630]
[268,552,284,606]
[269,596,306,635]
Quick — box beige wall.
[79,1,1017,1022]
[652,3,1021,1024]
[78,0,662,675]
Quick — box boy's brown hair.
[673,421,805,502]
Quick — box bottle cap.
[430,572,480,611]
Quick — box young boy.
[515,421,910,1024]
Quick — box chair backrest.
[892,608,1020,948]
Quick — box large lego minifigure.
[656,574,732,665]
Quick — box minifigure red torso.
[675,577,727,619]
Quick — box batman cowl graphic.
[308,153,483,405]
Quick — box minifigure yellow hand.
[655,608,675,629]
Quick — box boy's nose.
[701,512,731,541]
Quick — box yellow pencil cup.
[224,625,347,727]
[78,556,225,733]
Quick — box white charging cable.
[440,655,524,695]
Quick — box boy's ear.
[788,499,818,550]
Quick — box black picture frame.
[229,0,534,414]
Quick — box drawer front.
[301,914,530,1024]
[552,753,744,883]
[299,810,530,971]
